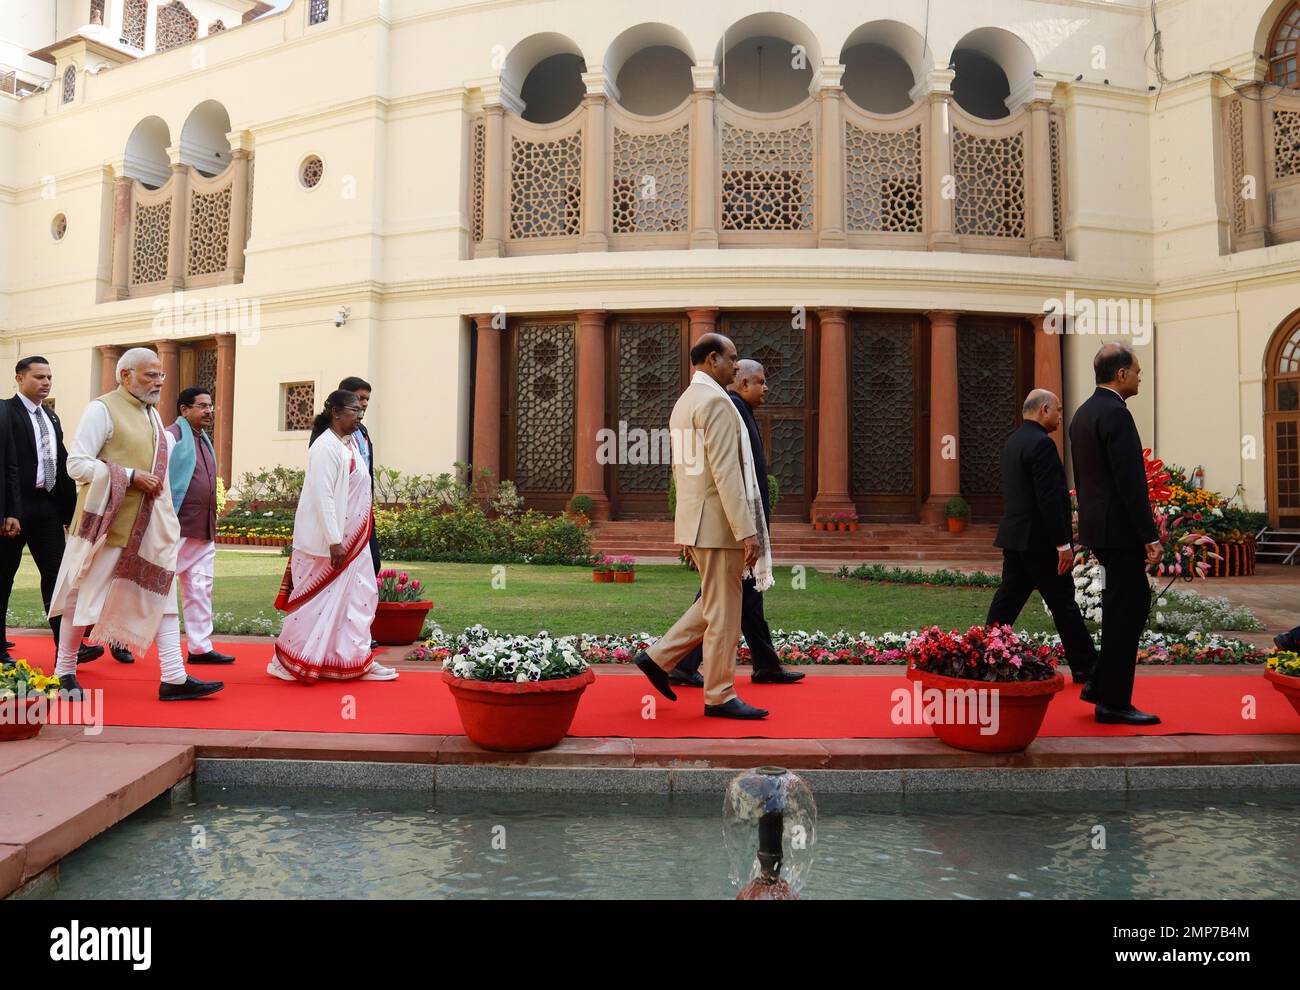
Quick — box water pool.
[36,784,1300,899]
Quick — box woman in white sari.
[268,390,397,683]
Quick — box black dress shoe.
[1071,671,1094,685]
[58,674,84,701]
[668,668,704,687]
[704,697,769,720]
[371,640,379,649]
[3,639,13,649]
[633,651,677,701]
[1095,703,1161,726]
[111,647,135,664]
[188,649,236,665]
[1079,680,1097,704]
[751,667,805,684]
[159,676,225,701]
[77,643,104,664]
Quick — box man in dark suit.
[670,359,803,687]
[309,376,379,575]
[1069,343,1163,726]
[987,388,1097,686]
[0,356,113,663]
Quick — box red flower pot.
[904,667,1064,753]
[444,668,596,751]
[838,522,849,532]
[0,694,47,742]
[848,522,859,532]
[947,517,966,534]
[592,570,614,582]
[1265,670,1300,720]
[614,571,635,583]
[370,600,433,646]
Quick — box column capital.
[911,68,955,102]
[817,307,849,323]
[154,338,179,354]
[927,310,960,329]
[215,331,236,351]
[473,311,506,332]
[477,79,525,116]
[224,128,254,154]
[580,70,618,102]
[814,60,845,91]
[576,309,608,327]
[1010,76,1058,110]
[691,63,718,91]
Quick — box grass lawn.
[3,550,1055,638]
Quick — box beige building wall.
[0,0,1296,514]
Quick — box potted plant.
[569,494,594,520]
[1265,651,1300,719]
[443,634,595,751]
[371,569,434,646]
[945,496,970,533]
[904,624,1065,753]
[613,555,636,583]
[0,658,63,742]
[591,552,614,582]
[845,511,859,532]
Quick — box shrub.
[569,494,595,517]
[944,497,970,520]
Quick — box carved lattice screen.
[514,323,576,492]
[1227,99,1247,236]
[615,321,680,494]
[725,318,807,495]
[121,0,147,48]
[509,134,583,239]
[131,202,172,285]
[720,122,815,231]
[156,2,199,53]
[953,129,1026,238]
[1049,117,1063,242]
[612,126,690,233]
[957,322,1019,496]
[187,187,232,277]
[309,0,330,25]
[61,65,75,104]
[283,383,315,431]
[470,119,485,242]
[850,317,915,495]
[1273,108,1300,178]
[844,123,923,233]
[196,349,218,404]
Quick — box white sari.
[272,436,377,681]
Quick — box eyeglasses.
[138,371,167,382]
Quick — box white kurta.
[51,399,179,627]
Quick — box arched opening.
[180,100,232,176]
[1266,313,1300,527]
[950,27,1036,120]
[124,116,172,189]
[715,13,820,112]
[840,20,930,114]
[1266,1,1300,87]
[502,34,587,124]
[605,23,694,115]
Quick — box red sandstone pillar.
[687,307,718,347]
[155,338,180,426]
[215,333,235,486]
[471,313,503,486]
[99,345,123,395]
[1032,314,1065,459]
[812,308,854,520]
[922,311,961,524]
[574,310,611,519]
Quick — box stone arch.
[949,26,1037,120]
[125,115,172,189]
[501,33,588,123]
[180,100,232,176]
[604,23,695,115]
[1265,310,1300,526]
[714,12,822,112]
[840,20,934,114]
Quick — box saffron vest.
[70,387,159,548]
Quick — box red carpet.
[15,636,1297,739]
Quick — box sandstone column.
[919,69,959,252]
[215,333,236,486]
[817,62,847,248]
[155,338,180,426]
[99,346,123,395]
[573,310,611,519]
[687,307,719,347]
[690,64,719,249]
[471,313,503,483]
[922,311,961,524]
[812,308,854,520]
[110,172,132,300]
[1033,314,1065,459]
[579,72,611,252]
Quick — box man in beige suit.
[633,333,769,720]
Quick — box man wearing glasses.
[164,387,233,666]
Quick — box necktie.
[34,409,55,492]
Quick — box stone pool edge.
[194,757,1300,794]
